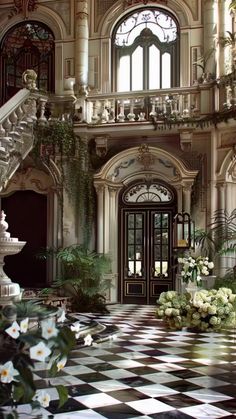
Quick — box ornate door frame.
[94,145,198,303]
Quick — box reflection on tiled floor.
[18,305,236,417]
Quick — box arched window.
[112,8,179,92]
[0,21,55,105]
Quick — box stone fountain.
[0,210,26,320]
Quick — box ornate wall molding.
[9,0,37,19]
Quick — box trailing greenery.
[33,121,95,244]
[39,245,111,313]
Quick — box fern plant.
[39,245,111,313]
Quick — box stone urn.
[0,211,26,320]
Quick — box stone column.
[217,182,226,209]
[75,0,89,95]
[104,184,110,254]
[216,0,226,77]
[95,183,104,253]
[182,183,192,214]
[203,0,216,75]
[216,182,226,274]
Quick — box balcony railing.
[80,84,214,126]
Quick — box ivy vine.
[33,121,95,245]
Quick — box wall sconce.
[173,212,195,249]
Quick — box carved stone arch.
[98,0,193,37]
[0,167,54,196]
[94,146,198,186]
[217,148,236,183]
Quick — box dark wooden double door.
[120,209,174,304]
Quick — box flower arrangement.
[156,287,236,331]
[178,255,214,285]
[0,310,77,417]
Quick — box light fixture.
[173,212,195,249]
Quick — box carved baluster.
[91,100,99,124]
[182,94,190,118]
[149,98,157,118]
[101,100,109,123]
[117,100,125,122]
[38,97,48,125]
[127,99,136,121]
[108,99,115,123]
[3,118,12,136]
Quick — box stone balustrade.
[0,81,48,191]
[84,84,214,125]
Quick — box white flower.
[57,310,67,323]
[84,334,93,346]
[56,356,67,371]
[20,318,29,333]
[209,316,218,325]
[71,321,81,339]
[0,361,18,383]
[208,305,217,315]
[208,262,214,269]
[33,389,51,407]
[5,321,20,339]
[178,258,183,263]
[71,321,80,333]
[165,308,173,316]
[30,341,51,362]
[41,318,58,340]
[181,271,185,276]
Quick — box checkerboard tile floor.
[14,305,236,418]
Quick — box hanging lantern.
[173,212,195,249]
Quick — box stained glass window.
[0,21,55,104]
[113,8,179,92]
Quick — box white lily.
[0,361,19,383]
[41,318,58,340]
[70,321,80,332]
[30,341,51,362]
[57,309,67,323]
[33,389,51,407]
[84,334,93,346]
[5,321,20,339]
[20,318,29,333]
[56,356,67,371]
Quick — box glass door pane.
[118,55,130,92]
[152,212,170,278]
[132,46,143,91]
[162,53,171,88]
[149,45,160,89]
[127,212,144,277]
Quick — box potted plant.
[39,245,111,313]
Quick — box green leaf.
[12,383,25,402]
[55,385,68,408]
[48,360,58,377]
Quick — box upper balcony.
[70,72,236,138]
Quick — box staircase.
[0,70,48,191]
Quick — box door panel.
[121,209,174,304]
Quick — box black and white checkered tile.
[10,305,236,418]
